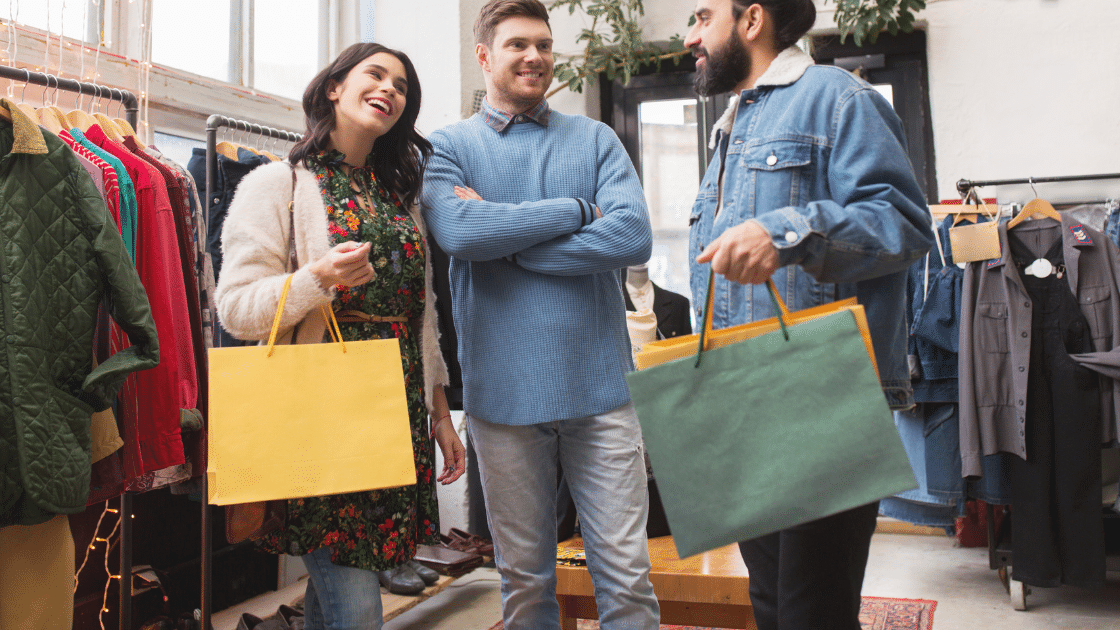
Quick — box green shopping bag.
[626,272,916,559]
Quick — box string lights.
[73,498,123,630]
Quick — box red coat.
[87,125,193,477]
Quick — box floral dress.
[257,150,440,571]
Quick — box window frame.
[0,0,360,143]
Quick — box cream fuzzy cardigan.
[214,161,448,409]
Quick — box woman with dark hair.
[216,42,466,629]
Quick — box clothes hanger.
[35,76,68,135]
[64,86,97,132]
[241,126,263,155]
[84,87,126,142]
[215,138,241,159]
[1007,178,1061,229]
[13,71,38,122]
[107,89,146,149]
[93,110,127,142]
[214,125,243,159]
[0,81,14,122]
[252,127,280,161]
[957,189,994,226]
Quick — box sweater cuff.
[575,198,592,227]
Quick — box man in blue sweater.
[420,1,660,628]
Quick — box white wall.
[914,0,1120,202]
[434,0,1120,205]
[582,0,1120,203]
[372,0,462,136]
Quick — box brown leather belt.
[334,310,408,324]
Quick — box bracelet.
[430,414,452,438]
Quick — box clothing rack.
[0,64,140,630]
[956,173,1120,196]
[201,115,302,630]
[952,167,1120,609]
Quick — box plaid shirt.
[479,98,550,132]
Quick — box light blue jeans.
[468,403,660,630]
[301,546,384,630]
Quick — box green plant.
[547,0,688,97]
[827,0,927,46]
[548,0,926,96]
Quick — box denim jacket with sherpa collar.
[688,47,933,410]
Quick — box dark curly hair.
[732,0,816,50]
[289,43,432,210]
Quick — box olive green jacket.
[0,100,159,526]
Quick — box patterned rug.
[488,596,937,630]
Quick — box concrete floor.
[216,531,1120,629]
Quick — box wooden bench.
[555,535,755,629]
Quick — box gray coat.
[959,214,1120,477]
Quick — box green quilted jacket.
[0,100,159,527]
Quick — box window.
[151,0,321,100]
[637,98,699,298]
[604,60,729,304]
[0,2,90,44]
[152,0,231,82]
[252,0,320,100]
[813,31,937,200]
[153,131,204,171]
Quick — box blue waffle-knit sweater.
[421,104,652,426]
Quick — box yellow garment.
[90,409,124,464]
[0,514,75,630]
[0,98,49,155]
[89,355,123,463]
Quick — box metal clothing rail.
[0,64,140,630]
[956,173,1120,196]
[201,114,302,630]
[0,65,139,122]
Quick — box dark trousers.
[1011,271,1105,587]
[738,501,879,630]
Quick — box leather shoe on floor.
[236,613,286,630]
[447,527,494,556]
[277,604,304,630]
[378,564,426,595]
[406,559,439,586]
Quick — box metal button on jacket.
[766,154,778,166]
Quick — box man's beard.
[692,30,750,96]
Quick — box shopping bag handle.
[695,269,789,368]
[266,274,346,357]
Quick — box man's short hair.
[474,0,551,48]
[732,0,816,50]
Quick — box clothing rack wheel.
[1009,577,1030,611]
[200,114,303,630]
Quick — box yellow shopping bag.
[635,278,878,376]
[207,274,416,506]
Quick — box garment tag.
[1024,258,1054,278]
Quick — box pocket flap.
[746,141,812,171]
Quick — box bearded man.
[683,1,933,629]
